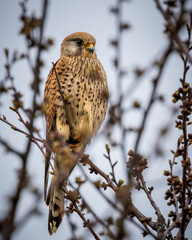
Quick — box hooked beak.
[86,43,94,53]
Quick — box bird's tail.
[46,147,81,234]
[46,176,65,235]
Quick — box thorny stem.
[74,203,100,240]
[105,148,118,186]
[169,153,179,217]
[69,181,115,238]
[153,1,192,239]
[130,205,159,238]
[24,0,49,163]
[139,173,164,224]
[81,199,115,239]
[164,212,182,238]
[86,158,117,192]
[78,164,158,239]
[0,116,43,143]
[180,55,188,240]
[84,157,163,238]
[180,15,191,238]
[0,114,55,173]
[78,164,122,210]
[63,186,100,240]
[154,0,192,64]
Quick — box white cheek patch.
[69,41,79,53]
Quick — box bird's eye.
[75,39,83,46]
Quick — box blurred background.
[0,0,191,239]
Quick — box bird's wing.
[44,58,66,201]
[44,63,56,201]
[44,57,76,201]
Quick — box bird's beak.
[86,43,94,53]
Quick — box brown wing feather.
[43,57,72,201]
[44,62,58,201]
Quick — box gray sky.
[0,0,191,239]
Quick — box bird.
[44,32,109,234]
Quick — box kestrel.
[44,32,109,234]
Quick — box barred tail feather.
[47,183,65,235]
[46,147,82,234]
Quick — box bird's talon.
[73,136,79,141]
[67,136,80,148]
[69,142,80,148]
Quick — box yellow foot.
[70,142,80,148]
[68,136,80,148]
[73,136,79,140]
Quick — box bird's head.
[61,32,96,57]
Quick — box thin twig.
[74,202,100,240]
[170,152,179,217]
[69,181,115,239]
[0,115,55,172]
[139,173,164,222]
[104,145,118,186]
[80,158,161,236]
[24,0,49,160]
[0,116,43,143]
[78,164,122,211]
[64,186,100,240]
[86,158,118,192]
[0,137,23,158]
[180,51,189,240]
[154,0,192,64]
[134,42,172,153]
